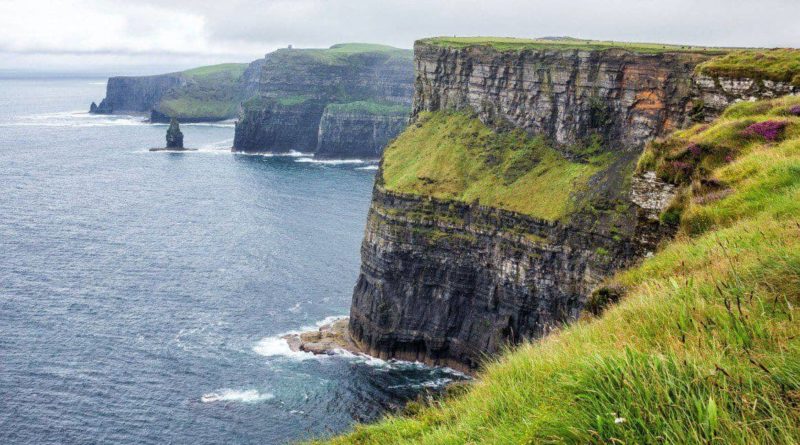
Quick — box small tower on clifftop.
[166,118,184,149]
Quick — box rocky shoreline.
[282,317,363,356]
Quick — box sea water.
[0,76,463,444]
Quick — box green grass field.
[271,42,412,66]
[313,97,800,444]
[380,111,608,221]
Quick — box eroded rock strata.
[348,40,788,371]
[232,44,413,157]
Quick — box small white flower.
[614,417,626,424]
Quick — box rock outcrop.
[348,39,788,371]
[166,118,184,148]
[233,44,413,158]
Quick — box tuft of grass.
[311,97,800,445]
[697,49,800,86]
[380,112,609,221]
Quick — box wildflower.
[789,105,800,116]
[740,120,787,142]
[687,142,702,157]
[615,417,626,424]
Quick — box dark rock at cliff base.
[89,99,112,114]
[282,318,363,355]
[166,118,183,148]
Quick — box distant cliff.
[90,62,259,123]
[348,37,795,371]
[233,43,413,158]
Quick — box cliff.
[90,62,258,122]
[348,37,796,371]
[316,102,409,159]
[232,43,413,158]
[322,93,800,445]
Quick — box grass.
[419,36,730,55]
[154,63,250,120]
[312,97,800,444]
[181,63,248,80]
[381,111,608,221]
[270,42,412,66]
[325,101,409,116]
[697,49,800,86]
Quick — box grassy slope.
[697,49,800,86]
[381,111,608,221]
[156,63,249,120]
[314,98,800,444]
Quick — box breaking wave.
[201,389,274,403]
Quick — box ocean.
[0,76,463,444]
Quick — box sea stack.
[166,118,184,149]
[150,118,195,151]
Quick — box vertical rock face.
[413,43,711,153]
[233,44,414,157]
[91,74,186,114]
[349,41,788,371]
[315,105,409,159]
[693,74,799,119]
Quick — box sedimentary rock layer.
[349,40,789,370]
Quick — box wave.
[295,157,367,165]
[355,165,379,171]
[233,150,312,158]
[201,389,274,403]
[1,110,148,128]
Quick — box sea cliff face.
[233,44,413,158]
[316,105,408,159]
[91,61,260,122]
[412,43,713,153]
[93,74,186,114]
[349,40,787,371]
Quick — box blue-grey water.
[0,77,461,444]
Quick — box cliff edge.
[347,37,799,372]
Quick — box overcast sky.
[2,0,799,75]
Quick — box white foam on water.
[233,150,312,158]
[1,110,148,128]
[355,165,379,171]
[252,336,315,360]
[251,315,347,360]
[294,157,366,165]
[183,120,237,128]
[201,389,274,403]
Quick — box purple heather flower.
[789,105,800,116]
[741,120,787,142]
[687,142,702,157]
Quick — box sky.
[2,0,799,75]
